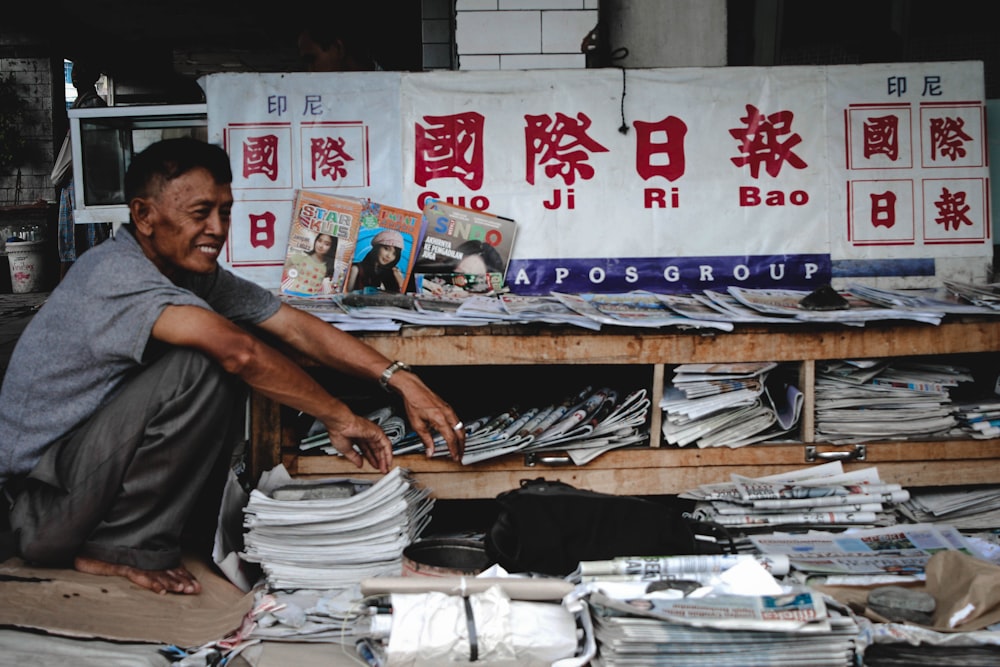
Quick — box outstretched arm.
[257,304,465,461]
[151,304,396,472]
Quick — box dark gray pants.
[10,348,241,570]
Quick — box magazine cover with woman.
[410,200,518,297]
[346,200,424,294]
[280,190,363,297]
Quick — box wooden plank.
[800,360,815,442]
[350,320,1000,366]
[249,391,283,483]
[283,458,1000,498]
[281,439,1000,497]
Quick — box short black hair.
[124,137,232,202]
[299,6,375,66]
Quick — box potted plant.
[0,72,27,177]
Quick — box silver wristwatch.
[379,360,411,391]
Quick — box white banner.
[205,61,989,294]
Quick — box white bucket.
[5,240,47,293]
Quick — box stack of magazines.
[814,359,974,442]
[241,466,433,590]
[659,362,802,448]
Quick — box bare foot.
[74,555,202,595]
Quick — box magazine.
[280,190,363,297]
[346,200,425,295]
[414,272,504,300]
[411,199,518,293]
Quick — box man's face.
[298,32,345,73]
[134,167,233,276]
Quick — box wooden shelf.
[249,318,1000,498]
[279,439,1000,498]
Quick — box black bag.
[485,478,702,576]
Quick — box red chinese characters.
[525,112,608,185]
[869,191,897,229]
[414,112,485,190]
[929,116,972,162]
[634,116,688,182]
[933,187,972,231]
[248,211,277,250]
[729,104,807,178]
[242,135,280,181]
[310,135,354,183]
[863,115,900,161]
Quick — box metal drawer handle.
[524,452,573,466]
[805,444,866,462]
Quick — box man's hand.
[321,413,394,473]
[257,303,466,461]
[389,370,465,461]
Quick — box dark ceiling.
[10,0,421,79]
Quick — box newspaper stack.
[943,279,1000,310]
[241,466,434,590]
[952,399,1000,440]
[813,358,972,442]
[659,362,802,448]
[682,463,907,530]
[587,587,859,667]
[845,282,1000,316]
[726,286,944,325]
[900,485,1000,529]
[303,386,651,465]
[751,522,981,578]
[551,291,735,331]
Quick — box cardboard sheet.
[818,550,1000,633]
[0,554,253,646]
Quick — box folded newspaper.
[241,466,434,590]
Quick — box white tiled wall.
[455,0,598,70]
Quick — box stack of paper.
[845,283,999,316]
[682,463,907,530]
[750,522,979,576]
[660,362,802,448]
[943,279,1000,310]
[242,466,434,590]
[587,588,859,667]
[498,294,603,329]
[900,486,1000,529]
[305,386,652,466]
[551,291,734,331]
[814,359,970,442]
[952,399,1000,439]
[727,286,944,326]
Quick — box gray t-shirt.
[0,227,281,486]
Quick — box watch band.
[379,360,411,391]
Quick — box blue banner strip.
[830,258,936,278]
[505,254,833,295]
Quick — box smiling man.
[0,138,464,594]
